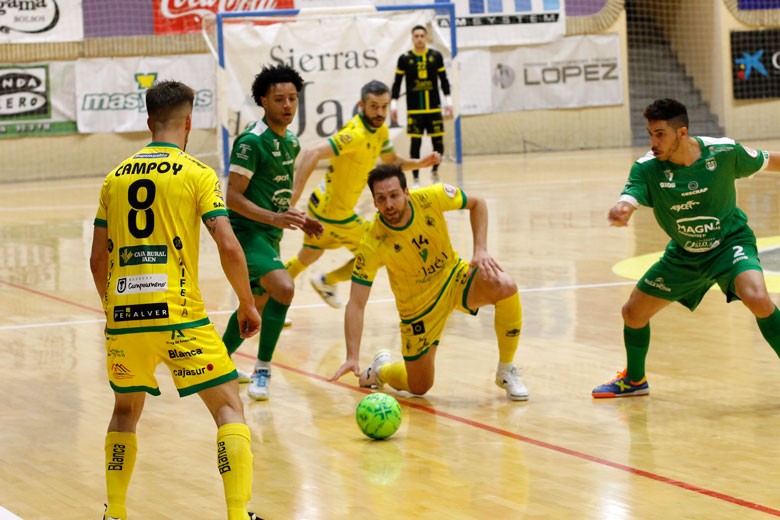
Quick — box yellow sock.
[104,431,138,520]
[217,423,253,520]
[495,292,522,364]
[284,256,307,279]
[323,258,355,285]
[378,361,410,392]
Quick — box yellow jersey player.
[329,164,529,401]
[90,80,262,520]
[285,80,440,310]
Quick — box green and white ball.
[356,392,402,440]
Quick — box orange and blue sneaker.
[592,369,649,398]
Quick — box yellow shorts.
[303,210,370,252]
[105,323,237,397]
[399,260,478,361]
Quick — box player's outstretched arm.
[291,140,336,207]
[205,215,261,338]
[381,150,441,171]
[330,281,372,381]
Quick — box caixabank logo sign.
[731,29,780,100]
[0,65,50,119]
[0,0,60,36]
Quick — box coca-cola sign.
[154,0,295,34]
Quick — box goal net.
[214,4,459,175]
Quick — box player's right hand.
[329,359,360,381]
[390,109,398,124]
[607,203,633,227]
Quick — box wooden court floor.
[3,145,780,519]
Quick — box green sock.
[756,306,780,358]
[222,311,244,356]
[624,324,650,382]
[258,298,289,362]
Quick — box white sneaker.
[248,367,271,401]
[495,364,529,401]
[236,367,252,384]
[359,350,392,389]
[431,172,440,184]
[412,179,421,189]
[310,274,343,308]
[283,317,292,327]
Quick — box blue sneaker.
[248,367,271,401]
[592,369,649,398]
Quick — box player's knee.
[621,301,647,328]
[407,380,433,395]
[740,288,773,315]
[494,275,518,301]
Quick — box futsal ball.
[355,392,402,440]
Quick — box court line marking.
[2,277,777,515]
[0,506,23,520]
[268,359,780,517]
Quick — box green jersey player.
[593,98,780,398]
[221,64,323,401]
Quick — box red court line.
[0,279,104,314]
[5,278,776,516]
[259,356,780,517]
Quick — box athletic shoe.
[310,274,343,308]
[592,369,649,398]
[248,367,271,401]
[248,513,263,520]
[495,364,529,401]
[102,505,120,520]
[236,367,252,384]
[283,317,292,327]
[431,172,441,184]
[412,179,421,189]
[359,350,392,389]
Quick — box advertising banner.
[76,55,216,133]
[436,0,565,48]
[0,62,78,138]
[0,0,84,43]
[731,29,780,100]
[153,0,295,34]
[458,34,623,114]
[220,10,446,151]
[737,0,780,9]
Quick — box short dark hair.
[643,98,689,129]
[361,80,390,103]
[251,64,304,107]
[412,25,426,34]
[368,163,407,195]
[146,80,194,121]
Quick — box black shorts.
[407,112,444,138]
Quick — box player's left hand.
[420,152,441,167]
[301,216,324,238]
[470,249,503,281]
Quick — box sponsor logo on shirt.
[116,274,167,295]
[706,158,717,171]
[113,303,169,322]
[443,183,457,198]
[119,245,168,266]
[670,200,700,213]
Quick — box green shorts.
[399,260,478,361]
[638,229,762,311]
[233,222,284,295]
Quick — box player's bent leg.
[734,269,775,318]
[404,346,437,396]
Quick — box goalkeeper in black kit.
[390,24,452,189]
